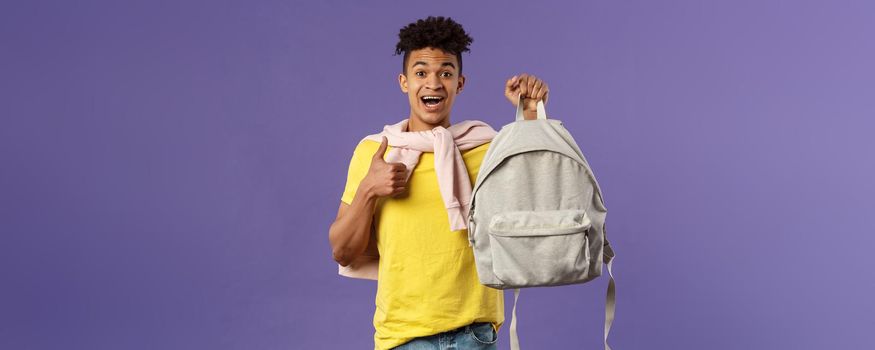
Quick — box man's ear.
[457,74,465,94]
[399,73,408,93]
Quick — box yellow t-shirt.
[341,139,504,350]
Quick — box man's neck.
[407,115,451,132]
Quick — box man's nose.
[425,74,443,89]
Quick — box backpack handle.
[514,92,548,121]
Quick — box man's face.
[398,47,465,130]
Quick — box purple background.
[2,0,874,349]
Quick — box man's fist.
[363,136,408,198]
[504,73,549,120]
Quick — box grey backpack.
[467,94,616,350]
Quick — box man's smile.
[420,95,445,112]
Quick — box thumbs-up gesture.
[363,136,408,198]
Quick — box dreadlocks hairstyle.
[395,16,473,76]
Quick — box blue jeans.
[391,322,498,350]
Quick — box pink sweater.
[363,119,497,230]
[339,119,497,280]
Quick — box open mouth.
[420,95,444,111]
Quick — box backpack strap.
[514,93,547,121]
[510,288,521,350]
[604,250,616,350]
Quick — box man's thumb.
[373,136,388,161]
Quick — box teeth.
[422,96,443,100]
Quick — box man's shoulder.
[464,141,492,155]
[351,139,381,157]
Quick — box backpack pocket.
[488,209,592,287]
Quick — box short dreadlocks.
[394,16,473,75]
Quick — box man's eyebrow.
[412,61,456,69]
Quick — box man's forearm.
[329,183,378,266]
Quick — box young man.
[328,16,549,350]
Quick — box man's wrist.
[358,181,378,202]
[522,109,537,120]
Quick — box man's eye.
[415,71,425,77]
[442,72,453,77]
